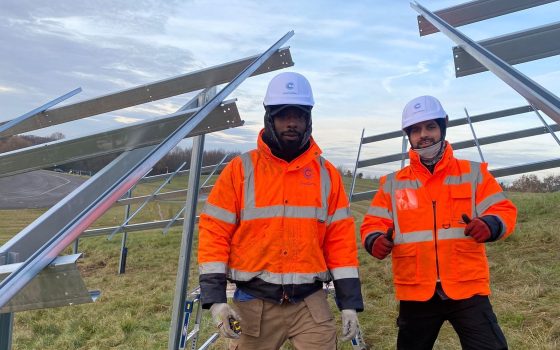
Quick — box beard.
[278,131,303,150]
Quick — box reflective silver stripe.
[366,206,392,220]
[394,230,433,245]
[240,152,255,208]
[203,203,237,224]
[318,156,331,211]
[383,172,416,192]
[199,262,227,275]
[444,171,478,185]
[229,269,331,284]
[393,179,420,190]
[385,173,402,236]
[476,192,507,215]
[330,267,359,280]
[438,228,471,240]
[241,205,327,221]
[327,207,351,225]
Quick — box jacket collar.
[257,129,322,169]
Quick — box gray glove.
[210,303,241,339]
[340,309,358,341]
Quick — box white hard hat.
[263,72,314,107]
[402,95,446,130]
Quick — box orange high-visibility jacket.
[198,130,363,310]
[361,143,517,301]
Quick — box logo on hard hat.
[414,103,422,109]
[286,82,295,90]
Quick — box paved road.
[0,170,87,209]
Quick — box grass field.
[0,175,558,349]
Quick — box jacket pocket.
[452,241,489,281]
[303,290,334,324]
[232,298,263,337]
[449,183,472,222]
[392,244,418,285]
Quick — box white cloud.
[0,85,18,93]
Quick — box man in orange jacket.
[361,95,517,350]
[198,72,363,349]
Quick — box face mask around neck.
[412,140,443,164]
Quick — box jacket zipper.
[432,201,440,280]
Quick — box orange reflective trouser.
[228,290,336,350]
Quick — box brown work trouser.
[229,289,337,350]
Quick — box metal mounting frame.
[412,1,560,124]
[0,31,295,350]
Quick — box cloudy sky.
[0,0,559,180]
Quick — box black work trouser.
[397,294,508,350]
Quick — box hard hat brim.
[268,104,312,116]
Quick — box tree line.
[505,174,560,193]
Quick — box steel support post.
[401,134,408,169]
[168,133,206,349]
[0,313,13,350]
[0,252,18,350]
[528,102,560,146]
[118,189,133,274]
[349,129,365,202]
[169,86,216,349]
[72,239,79,254]
[464,108,485,162]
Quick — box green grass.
[0,177,559,349]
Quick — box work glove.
[210,303,242,339]
[371,228,394,260]
[340,309,358,341]
[462,214,491,243]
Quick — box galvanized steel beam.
[417,0,558,36]
[0,100,241,178]
[412,1,560,125]
[454,22,560,77]
[0,47,292,136]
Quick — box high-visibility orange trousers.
[229,289,336,350]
